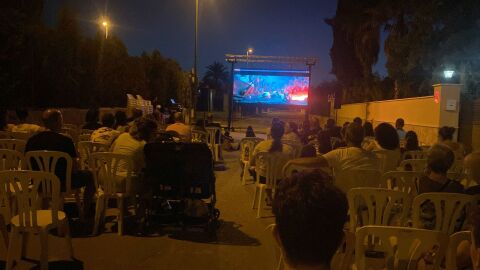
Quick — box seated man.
[286,122,380,172]
[11,108,43,133]
[166,112,191,142]
[111,117,158,175]
[464,152,480,195]
[272,170,348,270]
[90,112,121,146]
[25,109,95,215]
[417,143,464,194]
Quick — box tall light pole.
[101,18,109,39]
[191,0,199,119]
[246,47,253,64]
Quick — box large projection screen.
[233,69,309,106]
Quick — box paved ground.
[3,142,280,270]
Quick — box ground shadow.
[167,220,261,246]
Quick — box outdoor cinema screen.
[233,69,309,106]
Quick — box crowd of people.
[3,107,480,269]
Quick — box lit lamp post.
[444,69,455,80]
[246,47,254,63]
[101,19,109,39]
[191,0,199,119]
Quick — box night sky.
[44,0,387,85]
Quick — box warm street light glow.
[100,17,109,39]
[247,48,254,54]
[102,21,108,27]
[444,70,455,79]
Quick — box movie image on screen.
[233,69,309,106]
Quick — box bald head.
[465,152,480,183]
[42,109,63,132]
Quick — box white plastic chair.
[4,170,74,270]
[90,153,133,235]
[80,129,95,135]
[77,141,110,169]
[282,162,320,179]
[402,150,426,160]
[399,159,426,171]
[205,127,221,162]
[251,151,292,218]
[25,151,83,219]
[0,149,25,171]
[78,134,91,142]
[445,231,471,270]
[412,192,475,235]
[381,171,423,196]
[347,188,412,231]
[355,225,448,270]
[239,138,263,185]
[281,139,302,158]
[0,139,27,153]
[191,130,208,143]
[10,132,32,141]
[333,169,383,193]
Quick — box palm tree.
[202,62,229,110]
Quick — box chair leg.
[93,196,105,235]
[277,253,284,270]
[64,220,74,259]
[252,186,259,209]
[257,186,265,218]
[75,190,84,221]
[117,197,124,236]
[39,229,49,270]
[6,227,19,270]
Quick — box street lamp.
[444,69,455,79]
[246,47,254,64]
[100,18,109,39]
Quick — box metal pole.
[227,59,236,131]
[194,0,199,84]
[305,63,313,123]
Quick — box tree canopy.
[327,0,480,103]
[0,2,190,108]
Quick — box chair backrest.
[355,225,448,270]
[254,151,292,190]
[90,152,133,195]
[63,124,78,132]
[77,141,110,169]
[281,140,302,158]
[191,130,208,143]
[1,170,61,228]
[400,159,427,171]
[80,129,95,135]
[10,132,32,140]
[347,188,412,231]
[205,127,221,146]
[0,170,14,224]
[402,150,426,160]
[78,134,91,142]
[282,162,319,179]
[333,169,382,193]
[25,151,72,194]
[412,192,475,234]
[382,171,423,196]
[446,231,471,270]
[0,139,27,153]
[239,139,260,163]
[0,149,25,170]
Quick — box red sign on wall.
[434,89,440,104]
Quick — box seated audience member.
[166,112,191,142]
[395,118,406,140]
[90,113,121,145]
[317,130,332,154]
[417,143,464,194]
[438,126,465,159]
[287,123,380,172]
[369,123,402,172]
[127,108,143,128]
[266,118,281,139]
[245,126,256,138]
[353,117,362,126]
[402,131,422,153]
[114,110,129,133]
[324,118,336,132]
[111,117,158,174]
[310,118,321,135]
[456,206,480,270]
[340,122,350,140]
[361,122,375,149]
[272,170,348,270]
[222,131,238,151]
[283,122,301,144]
[25,109,95,215]
[465,152,480,195]
[82,108,102,130]
[11,108,42,133]
[300,144,317,158]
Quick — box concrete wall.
[316,84,462,146]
